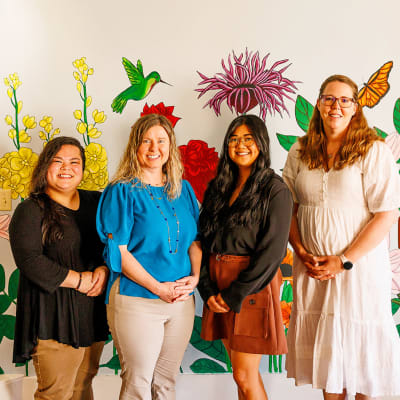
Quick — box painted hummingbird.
[111,57,171,113]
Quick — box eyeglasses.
[319,95,355,108]
[228,136,255,147]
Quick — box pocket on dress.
[233,288,271,338]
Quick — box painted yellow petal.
[39,131,47,140]
[73,71,80,81]
[76,82,82,93]
[44,123,52,134]
[7,88,13,98]
[82,73,88,83]
[5,115,12,125]
[4,78,10,86]
[74,110,82,120]
[88,68,94,75]
[77,122,87,134]
[86,96,92,107]
[17,101,22,113]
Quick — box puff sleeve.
[362,141,400,213]
[96,183,135,273]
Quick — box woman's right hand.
[157,281,179,303]
[77,271,95,294]
[207,294,230,313]
[297,248,318,272]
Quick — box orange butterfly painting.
[358,61,393,108]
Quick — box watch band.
[339,254,353,270]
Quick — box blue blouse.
[96,179,199,302]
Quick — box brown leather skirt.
[201,254,287,355]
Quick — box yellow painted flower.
[4,78,10,86]
[93,167,108,188]
[76,82,82,93]
[79,169,98,190]
[87,126,101,139]
[19,130,31,143]
[76,122,87,134]
[39,131,47,141]
[0,167,11,187]
[3,173,25,199]
[85,143,107,174]
[73,71,80,81]
[9,148,39,179]
[7,88,13,98]
[17,101,22,113]
[44,122,53,134]
[8,129,16,139]
[39,116,53,127]
[88,68,94,75]
[86,96,92,107]
[73,110,82,120]
[82,73,88,83]
[50,128,60,140]
[92,109,106,124]
[22,115,37,130]
[5,115,13,125]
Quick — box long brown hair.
[112,114,183,198]
[30,136,86,244]
[298,74,383,170]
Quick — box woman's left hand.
[173,275,199,302]
[86,266,109,296]
[306,255,344,281]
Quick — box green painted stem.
[278,354,282,373]
[268,355,272,373]
[12,89,20,150]
[273,355,278,372]
[82,82,90,146]
[25,361,28,376]
[113,344,118,375]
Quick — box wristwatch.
[339,254,353,270]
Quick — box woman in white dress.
[283,74,400,400]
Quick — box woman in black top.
[198,115,292,400]
[9,137,108,400]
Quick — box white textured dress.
[283,141,400,397]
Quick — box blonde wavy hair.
[298,74,383,170]
[111,114,183,198]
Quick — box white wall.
[1,0,400,398]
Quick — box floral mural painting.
[72,57,109,190]
[141,102,181,127]
[179,140,219,203]
[111,57,170,114]
[0,215,11,241]
[196,49,299,121]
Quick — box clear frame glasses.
[228,136,255,147]
[319,95,355,108]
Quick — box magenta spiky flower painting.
[196,50,299,121]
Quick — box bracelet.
[76,272,83,290]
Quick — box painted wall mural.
[196,49,299,121]
[1,53,400,377]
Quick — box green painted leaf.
[276,134,298,152]
[0,295,12,314]
[0,367,3,374]
[374,126,388,139]
[0,314,16,340]
[0,265,5,292]
[100,354,121,370]
[281,282,293,303]
[15,362,25,367]
[397,324,400,337]
[295,95,314,133]
[190,358,226,373]
[189,316,226,363]
[105,333,113,344]
[392,298,400,315]
[394,99,400,134]
[8,269,19,301]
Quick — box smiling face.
[317,80,357,136]
[228,124,260,170]
[137,125,170,174]
[46,144,83,196]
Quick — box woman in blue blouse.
[97,114,201,400]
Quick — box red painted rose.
[141,102,181,127]
[179,140,219,203]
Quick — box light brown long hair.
[298,74,383,170]
[112,114,183,198]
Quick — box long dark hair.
[200,115,274,245]
[30,136,86,245]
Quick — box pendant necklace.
[143,184,180,254]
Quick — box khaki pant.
[32,339,104,400]
[107,279,195,400]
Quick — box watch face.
[343,261,353,270]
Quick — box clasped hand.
[77,266,109,296]
[300,251,344,281]
[157,275,199,303]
